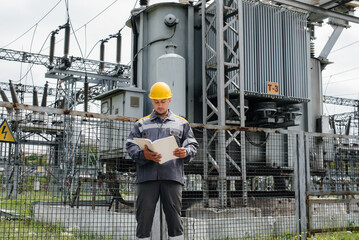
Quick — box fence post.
[305,133,312,236]
[295,131,307,239]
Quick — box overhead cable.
[323,77,359,85]
[331,40,359,53]
[323,66,359,78]
[11,32,53,83]
[42,0,120,54]
[86,0,139,59]
[1,0,63,49]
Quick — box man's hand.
[173,147,186,159]
[144,145,162,162]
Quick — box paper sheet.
[134,136,179,164]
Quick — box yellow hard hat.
[148,82,173,99]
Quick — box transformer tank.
[129,2,202,121]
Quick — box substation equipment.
[0,21,131,200]
[97,0,359,210]
[1,0,358,216]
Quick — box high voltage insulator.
[33,87,39,106]
[116,33,122,64]
[99,31,122,65]
[140,0,149,6]
[49,32,56,66]
[64,23,71,58]
[41,82,48,107]
[0,88,13,114]
[100,41,106,72]
[345,116,352,135]
[0,88,10,103]
[84,79,89,112]
[9,80,20,104]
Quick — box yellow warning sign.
[0,120,16,143]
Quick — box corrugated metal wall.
[206,0,309,100]
[243,1,285,96]
[281,8,309,99]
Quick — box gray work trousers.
[136,180,183,239]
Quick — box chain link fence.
[306,132,359,235]
[0,103,358,239]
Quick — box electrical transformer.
[128,2,202,120]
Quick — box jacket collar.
[150,109,175,122]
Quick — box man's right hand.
[143,145,162,163]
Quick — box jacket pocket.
[142,129,151,138]
[170,128,183,140]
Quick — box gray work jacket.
[126,110,198,184]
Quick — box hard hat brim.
[148,94,173,99]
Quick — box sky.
[315,12,359,117]
[0,0,358,115]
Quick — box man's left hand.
[173,148,186,158]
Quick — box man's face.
[151,98,171,116]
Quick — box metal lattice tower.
[323,95,359,108]
[202,0,247,208]
[324,95,359,135]
[0,47,131,202]
[0,48,128,76]
[0,48,131,106]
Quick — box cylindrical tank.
[129,2,201,119]
[157,44,186,117]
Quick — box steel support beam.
[216,0,227,209]
[202,0,247,208]
[297,132,307,239]
[318,20,346,61]
[323,95,359,107]
[237,0,248,207]
[201,0,209,208]
[0,81,56,96]
[272,0,359,24]
[0,48,129,75]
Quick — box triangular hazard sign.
[0,120,16,143]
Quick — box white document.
[133,135,179,164]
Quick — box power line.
[81,0,119,29]
[42,0,120,54]
[26,24,39,87]
[323,66,359,78]
[323,77,359,85]
[86,40,101,59]
[65,0,85,59]
[1,0,63,49]
[324,75,332,95]
[10,32,53,83]
[84,25,88,58]
[86,0,139,59]
[331,40,359,53]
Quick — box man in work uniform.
[126,82,199,240]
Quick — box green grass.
[308,231,359,240]
[0,183,117,239]
[217,232,359,239]
[0,192,116,239]
[2,180,359,239]
[0,218,111,239]
[0,191,61,216]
